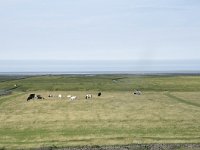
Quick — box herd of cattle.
[27,90,142,101]
[27,92,102,101]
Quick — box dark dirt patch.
[31,144,200,150]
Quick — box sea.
[0,60,200,75]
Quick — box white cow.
[67,95,72,98]
[58,94,62,98]
[70,96,77,100]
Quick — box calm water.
[0,60,200,74]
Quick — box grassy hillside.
[0,75,200,149]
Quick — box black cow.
[37,95,45,99]
[27,94,35,101]
[98,92,101,96]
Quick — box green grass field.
[0,75,200,149]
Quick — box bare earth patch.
[33,144,200,150]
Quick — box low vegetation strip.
[0,75,30,83]
[165,92,200,108]
[0,86,19,96]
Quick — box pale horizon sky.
[0,0,200,61]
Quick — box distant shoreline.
[1,60,200,73]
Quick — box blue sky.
[0,0,200,61]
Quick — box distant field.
[1,74,200,92]
[0,75,200,149]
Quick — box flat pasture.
[0,75,200,149]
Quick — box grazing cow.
[27,94,35,101]
[67,95,71,98]
[37,95,45,99]
[27,94,45,101]
[58,94,62,98]
[133,89,142,95]
[98,92,101,96]
[85,94,92,99]
[48,94,53,98]
[70,96,77,100]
